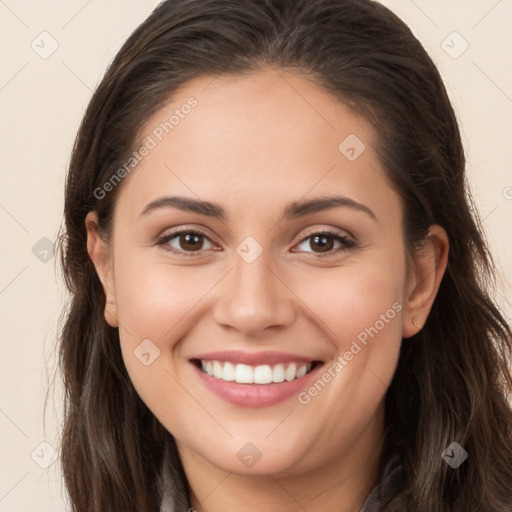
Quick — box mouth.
[189,351,324,408]
[191,359,322,384]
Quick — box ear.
[85,211,119,328]
[402,224,449,338]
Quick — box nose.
[212,250,296,338]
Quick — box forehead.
[114,67,400,225]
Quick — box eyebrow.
[140,195,377,221]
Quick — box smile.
[189,351,324,408]
[199,360,314,384]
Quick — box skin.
[86,67,448,512]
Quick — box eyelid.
[297,225,355,243]
[156,224,218,241]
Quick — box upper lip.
[190,350,321,366]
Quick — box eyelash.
[155,228,356,258]
[295,229,356,257]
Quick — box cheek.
[297,258,405,347]
[292,256,405,410]
[112,254,212,390]
[114,254,214,342]
[289,268,403,439]
[112,256,214,425]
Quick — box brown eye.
[308,234,335,253]
[178,233,205,251]
[158,230,215,254]
[294,230,355,256]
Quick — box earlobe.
[402,225,449,338]
[85,211,119,328]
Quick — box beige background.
[0,1,510,510]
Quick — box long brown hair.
[56,0,512,510]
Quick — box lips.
[189,350,324,408]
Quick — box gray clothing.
[359,453,403,511]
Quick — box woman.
[58,0,512,510]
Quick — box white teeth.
[223,362,236,381]
[253,365,273,384]
[213,361,223,379]
[199,360,313,384]
[235,364,253,384]
[296,364,308,378]
[272,364,285,383]
[284,362,297,382]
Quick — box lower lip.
[191,362,323,408]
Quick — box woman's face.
[88,68,421,478]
